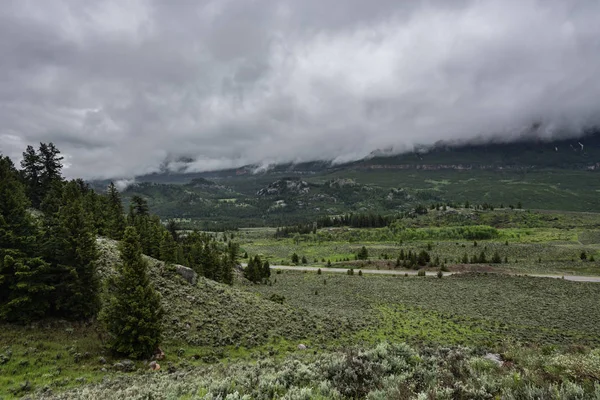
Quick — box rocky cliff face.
[256,178,310,196]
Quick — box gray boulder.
[175,265,197,285]
[114,359,135,372]
[483,353,503,366]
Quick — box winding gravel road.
[251,264,600,282]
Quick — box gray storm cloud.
[0,0,599,179]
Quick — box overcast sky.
[1,0,599,179]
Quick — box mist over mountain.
[1,0,600,179]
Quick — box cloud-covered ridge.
[1,0,599,179]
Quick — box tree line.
[0,143,238,358]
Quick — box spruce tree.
[159,231,177,263]
[101,226,164,359]
[105,182,126,240]
[44,181,100,319]
[221,255,234,285]
[244,256,256,282]
[0,256,53,322]
[0,156,52,322]
[20,145,44,207]
[357,246,369,260]
[262,260,271,279]
[38,142,64,199]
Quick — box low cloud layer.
[1,0,599,179]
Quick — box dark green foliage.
[0,256,53,322]
[580,251,587,261]
[159,231,177,263]
[0,156,33,258]
[478,251,487,264]
[301,255,308,264]
[182,232,234,285]
[358,270,363,276]
[291,253,299,264]
[492,251,502,264]
[357,246,369,260]
[20,145,44,208]
[129,195,149,217]
[38,143,63,192]
[437,270,443,278]
[166,220,179,242]
[2,153,103,322]
[267,293,285,304]
[105,182,126,240]
[244,255,269,283]
[317,268,322,275]
[0,156,52,322]
[262,260,271,280]
[42,181,101,319]
[101,227,164,359]
[19,143,63,209]
[417,250,430,266]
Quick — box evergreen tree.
[221,255,234,285]
[478,251,487,264]
[492,251,502,264]
[357,246,369,260]
[291,253,299,264]
[159,231,177,263]
[0,256,53,322]
[20,145,44,207]
[130,195,149,217]
[105,182,126,240]
[44,181,100,319]
[166,220,179,242]
[38,142,64,199]
[262,260,271,280]
[417,250,431,266]
[244,255,264,283]
[101,227,164,359]
[0,156,52,322]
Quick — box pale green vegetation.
[237,209,600,276]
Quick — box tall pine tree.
[105,182,126,240]
[43,181,100,319]
[20,145,44,207]
[0,156,52,322]
[101,226,164,359]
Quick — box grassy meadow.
[237,209,600,277]
[2,209,600,398]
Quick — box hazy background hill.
[88,132,600,229]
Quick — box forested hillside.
[0,143,238,356]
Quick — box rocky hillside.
[256,178,310,196]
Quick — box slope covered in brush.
[96,238,353,349]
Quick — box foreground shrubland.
[34,342,600,399]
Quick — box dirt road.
[253,264,600,282]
